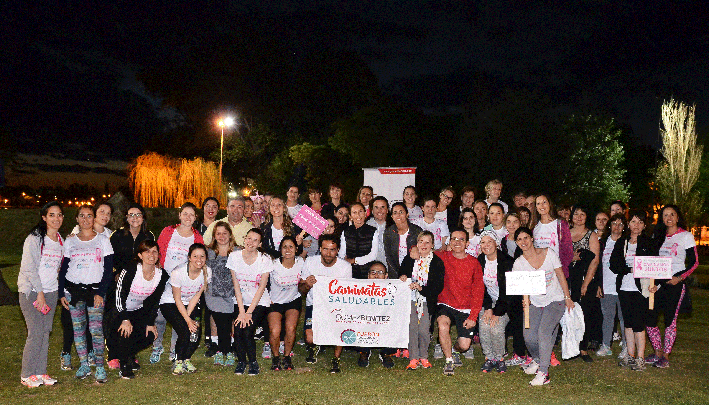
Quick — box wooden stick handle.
[524,295,530,329]
[649,279,655,310]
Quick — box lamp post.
[217,116,235,186]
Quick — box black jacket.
[382,222,423,278]
[477,250,513,317]
[259,221,303,259]
[399,253,445,316]
[110,228,155,274]
[104,262,169,327]
[609,234,655,293]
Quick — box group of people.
[17,180,698,388]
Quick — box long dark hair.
[122,203,148,235]
[652,204,687,241]
[29,201,63,252]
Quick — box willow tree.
[655,99,704,227]
[130,152,224,207]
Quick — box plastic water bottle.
[190,319,200,343]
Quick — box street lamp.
[217,116,235,186]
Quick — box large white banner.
[362,167,416,206]
[312,277,411,347]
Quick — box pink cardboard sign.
[633,256,673,279]
[292,205,328,238]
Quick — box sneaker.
[523,360,539,375]
[464,348,475,360]
[75,364,92,379]
[214,352,225,366]
[644,354,660,364]
[358,351,371,368]
[529,370,550,386]
[279,341,285,356]
[433,344,444,359]
[94,366,108,383]
[107,359,120,370]
[330,357,342,373]
[172,360,185,375]
[184,359,197,373]
[406,359,419,370]
[234,361,247,375]
[443,360,455,376]
[281,356,294,371]
[401,349,409,358]
[654,357,669,368]
[618,354,633,368]
[452,351,463,367]
[305,345,320,364]
[380,353,395,369]
[205,342,218,358]
[262,343,272,359]
[617,343,628,360]
[613,332,621,341]
[550,351,560,366]
[505,354,526,367]
[60,352,73,370]
[481,359,496,373]
[495,360,507,373]
[248,361,260,376]
[271,356,282,371]
[150,347,163,364]
[631,357,646,371]
[420,358,432,369]
[21,375,43,388]
[225,352,236,367]
[39,374,57,385]
[169,352,177,363]
[87,351,96,367]
[119,361,135,379]
[596,344,612,357]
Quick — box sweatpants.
[524,301,564,374]
[153,308,178,354]
[600,294,625,347]
[211,311,235,355]
[233,305,268,363]
[67,293,105,367]
[20,291,58,378]
[478,307,509,361]
[159,303,201,361]
[107,309,157,362]
[408,302,431,360]
[647,283,685,354]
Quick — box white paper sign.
[633,256,673,279]
[506,271,547,295]
[312,277,411,347]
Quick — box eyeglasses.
[128,213,143,218]
[369,270,386,275]
[440,193,453,200]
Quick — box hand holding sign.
[292,206,329,239]
[634,257,672,310]
[506,271,546,328]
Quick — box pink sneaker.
[420,359,432,369]
[401,349,409,358]
[21,375,43,388]
[550,351,561,366]
[107,359,120,370]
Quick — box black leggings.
[159,303,202,361]
[506,298,527,357]
[107,309,156,361]
[234,305,268,363]
[211,311,235,355]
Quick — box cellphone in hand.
[33,300,51,314]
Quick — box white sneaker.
[433,344,443,359]
[596,344,613,357]
[617,344,628,360]
[262,343,272,359]
[464,347,475,359]
[523,360,539,375]
[39,375,57,385]
[21,375,43,388]
[529,371,550,386]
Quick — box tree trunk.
[0,269,19,306]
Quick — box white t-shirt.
[413,218,449,250]
[271,225,284,251]
[602,238,618,295]
[620,241,639,292]
[269,257,305,304]
[434,210,447,223]
[483,258,499,302]
[407,206,424,221]
[160,264,211,305]
[398,233,409,265]
[301,256,352,306]
[125,264,162,311]
[164,232,194,273]
[63,233,114,287]
[512,249,564,307]
[286,204,302,219]
[534,219,559,257]
[466,234,481,258]
[38,236,64,293]
[70,225,112,239]
[226,251,273,307]
[659,230,696,276]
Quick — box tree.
[655,99,704,227]
[560,115,629,211]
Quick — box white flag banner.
[362,167,416,206]
[312,277,411,347]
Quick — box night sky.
[2,1,707,166]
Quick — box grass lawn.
[1,209,708,404]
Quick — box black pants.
[159,303,201,361]
[578,292,601,350]
[107,309,156,362]
[506,297,527,357]
[234,305,268,363]
[61,306,92,354]
[211,311,235,355]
